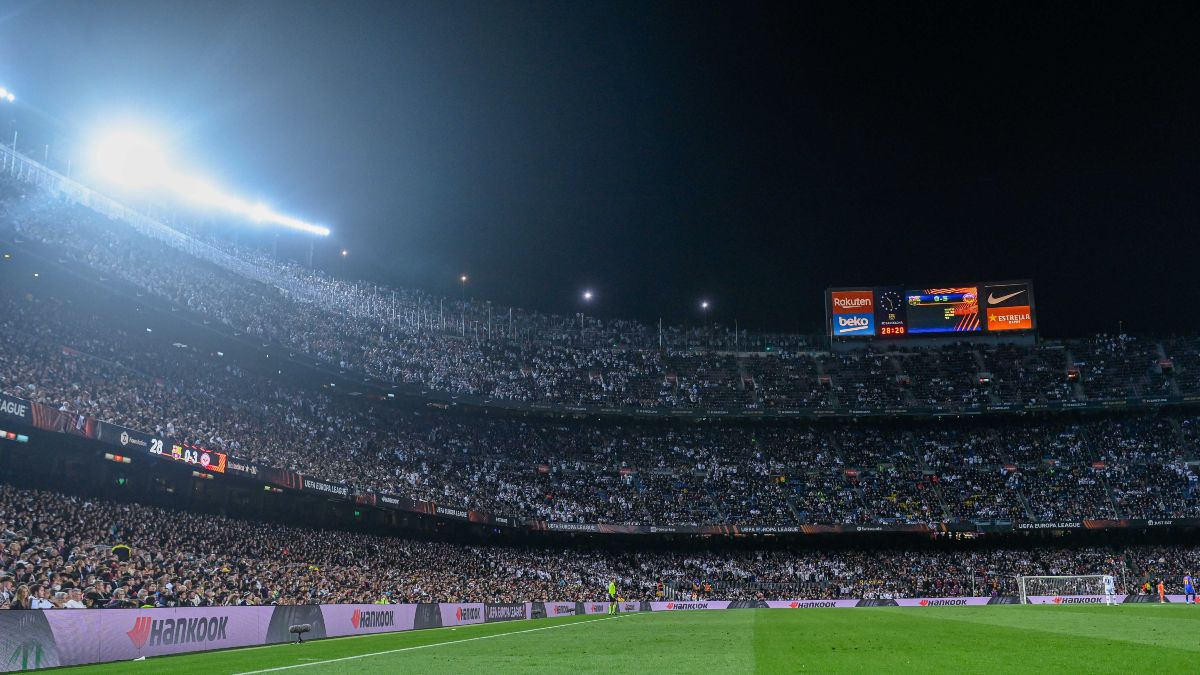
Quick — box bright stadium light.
[0,87,14,102]
[88,128,171,188]
[86,125,330,236]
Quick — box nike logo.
[987,289,1025,305]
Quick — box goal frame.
[1016,574,1116,604]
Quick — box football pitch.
[56,605,1200,674]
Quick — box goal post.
[1017,575,1113,604]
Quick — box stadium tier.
[2,482,1199,608]
[0,175,1198,533]
[0,179,1188,417]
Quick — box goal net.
[1017,575,1111,604]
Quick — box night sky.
[1,1,1198,337]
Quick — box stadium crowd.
[0,277,1197,528]
[0,187,1186,414]
[2,484,1198,609]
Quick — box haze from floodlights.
[86,125,330,236]
[701,300,710,310]
[0,87,13,102]
[341,249,348,257]
[583,290,594,301]
[460,274,468,283]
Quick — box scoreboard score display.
[828,281,1034,339]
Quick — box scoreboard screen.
[828,281,1034,339]
[906,287,980,334]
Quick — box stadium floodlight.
[0,87,14,102]
[88,128,171,189]
[86,125,330,236]
[583,289,594,301]
[341,249,349,257]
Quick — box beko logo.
[987,289,1026,305]
[836,316,871,332]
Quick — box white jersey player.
[1103,574,1117,605]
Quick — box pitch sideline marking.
[232,613,639,674]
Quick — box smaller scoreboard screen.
[828,281,1033,339]
[905,287,980,334]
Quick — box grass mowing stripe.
[893,605,1200,652]
[231,612,638,674]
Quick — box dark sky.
[2,1,1198,337]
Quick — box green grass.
[56,605,1200,674]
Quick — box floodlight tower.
[580,289,594,330]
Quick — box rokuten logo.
[831,290,874,313]
[833,296,872,310]
[127,615,228,649]
[351,609,394,629]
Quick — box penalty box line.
[232,612,639,674]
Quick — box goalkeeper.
[608,580,618,615]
